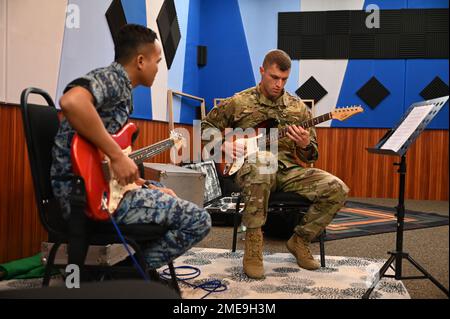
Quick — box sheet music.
[380,104,435,152]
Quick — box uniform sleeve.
[295,102,319,163]
[201,98,235,143]
[63,74,107,108]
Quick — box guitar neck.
[265,112,332,144]
[129,138,174,165]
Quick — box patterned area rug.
[168,247,410,299]
[0,248,410,299]
[323,201,449,241]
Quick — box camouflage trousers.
[114,187,211,269]
[235,153,349,242]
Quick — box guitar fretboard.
[129,138,174,164]
[265,112,332,144]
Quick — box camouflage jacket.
[51,62,133,219]
[201,85,319,169]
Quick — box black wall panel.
[278,9,449,59]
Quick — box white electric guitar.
[217,105,364,177]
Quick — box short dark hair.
[263,49,292,71]
[114,24,158,63]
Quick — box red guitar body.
[71,123,138,221]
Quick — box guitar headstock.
[169,130,186,151]
[331,105,364,121]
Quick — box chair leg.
[231,195,242,252]
[232,212,239,252]
[43,242,61,287]
[124,239,180,295]
[319,230,326,267]
[168,262,181,295]
[148,269,160,281]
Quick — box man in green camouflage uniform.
[201,50,349,278]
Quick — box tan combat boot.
[286,233,320,270]
[243,228,264,279]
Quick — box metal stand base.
[363,155,449,299]
[362,250,449,299]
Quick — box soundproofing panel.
[278,9,449,59]
[106,0,127,46]
[420,76,449,101]
[197,45,207,67]
[356,77,390,109]
[295,76,328,104]
[157,0,181,69]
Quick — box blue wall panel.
[198,0,255,112]
[335,60,406,128]
[405,60,449,129]
[180,0,201,125]
[406,0,449,129]
[121,0,152,120]
[407,0,448,9]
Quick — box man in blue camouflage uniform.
[51,24,211,269]
[202,50,349,278]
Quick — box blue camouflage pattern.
[51,62,133,219]
[114,188,211,269]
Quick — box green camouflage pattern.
[201,85,349,241]
[201,85,319,168]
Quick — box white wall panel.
[298,0,364,126]
[167,0,190,123]
[6,0,67,104]
[146,0,168,122]
[56,0,114,107]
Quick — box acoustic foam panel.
[356,76,390,109]
[420,76,449,101]
[156,0,181,69]
[278,9,449,59]
[295,76,328,104]
[106,0,127,46]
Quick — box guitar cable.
[109,215,228,298]
[159,265,227,299]
[108,213,151,283]
[107,184,228,298]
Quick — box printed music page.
[380,104,435,152]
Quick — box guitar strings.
[129,139,174,163]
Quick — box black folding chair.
[20,87,180,293]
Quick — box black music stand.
[363,96,449,299]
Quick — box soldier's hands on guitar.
[286,125,311,149]
[221,140,246,160]
[215,106,363,177]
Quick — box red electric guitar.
[71,122,184,221]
